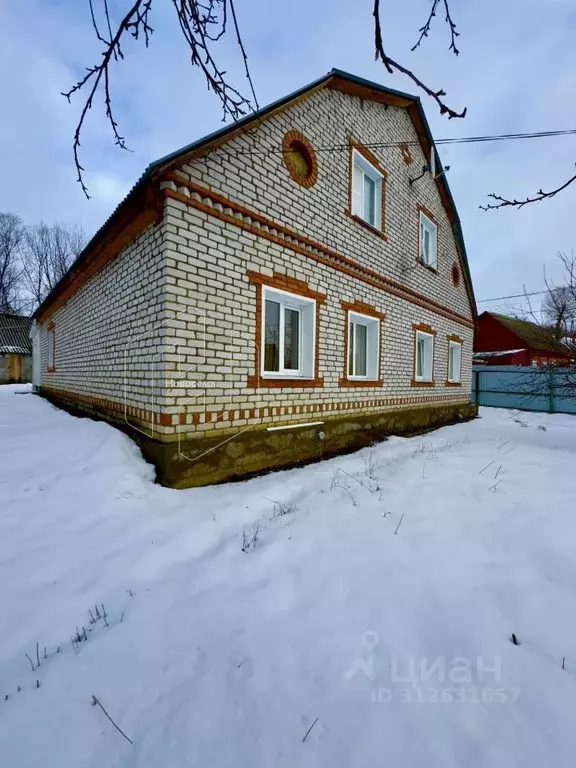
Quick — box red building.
[473,312,572,366]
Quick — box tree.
[20,222,87,311]
[63,1,575,209]
[0,213,24,314]
[538,252,576,345]
[542,287,576,342]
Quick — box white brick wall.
[37,223,171,431]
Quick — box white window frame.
[447,340,462,383]
[347,311,380,381]
[415,330,434,382]
[47,327,55,370]
[419,211,438,269]
[351,149,383,230]
[261,286,316,379]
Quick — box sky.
[1,0,576,316]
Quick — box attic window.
[282,131,318,188]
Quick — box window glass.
[449,342,461,381]
[419,213,437,267]
[354,323,368,376]
[262,287,315,378]
[363,175,376,226]
[348,322,355,377]
[47,329,55,369]
[416,331,433,381]
[348,313,379,379]
[352,150,382,230]
[416,336,425,379]
[264,300,280,372]
[283,307,300,370]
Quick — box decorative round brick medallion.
[452,263,460,287]
[282,131,318,188]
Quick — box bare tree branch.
[373,0,466,120]
[0,213,25,314]
[64,0,257,198]
[229,0,259,109]
[480,168,576,210]
[20,222,87,311]
[62,1,154,197]
[411,0,460,55]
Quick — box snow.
[473,349,527,359]
[1,384,576,767]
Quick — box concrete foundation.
[40,388,477,488]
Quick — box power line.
[477,290,547,304]
[231,127,576,156]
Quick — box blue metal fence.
[472,365,576,414]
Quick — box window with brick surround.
[448,340,462,383]
[47,326,55,371]
[419,211,437,269]
[348,312,380,380]
[262,286,315,378]
[415,330,434,382]
[352,149,383,229]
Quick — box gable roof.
[34,68,476,322]
[487,312,572,355]
[0,314,32,355]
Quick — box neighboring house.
[32,69,477,488]
[474,312,572,366]
[0,314,32,384]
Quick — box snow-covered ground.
[1,384,576,767]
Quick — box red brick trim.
[246,270,326,303]
[413,322,437,335]
[447,333,464,343]
[339,299,384,388]
[245,270,325,389]
[340,299,385,320]
[42,386,469,434]
[41,387,167,426]
[417,204,438,224]
[411,322,437,388]
[350,140,388,178]
[339,379,384,388]
[190,393,468,427]
[451,263,460,287]
[347,214,388,241]
[399,143,414,165]
[347,138,388,240]
[282,131,318,188]
[163,176,474,329]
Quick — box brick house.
[32,69,477,487]
[474,312,572,366]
